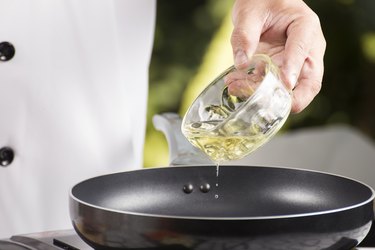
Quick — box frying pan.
[70,165,374,250]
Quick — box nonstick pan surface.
[70,165,374,249]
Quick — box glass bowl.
[181,54,292,163]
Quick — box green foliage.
[147,0,231,130]
[288,0,375,137]
[145,0,230,167]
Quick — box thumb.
[231,2,265,69]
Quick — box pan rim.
[69,164,375,221]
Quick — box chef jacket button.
[0,42,16,61]
[0,147,14,167]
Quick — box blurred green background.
[144,0,375,168]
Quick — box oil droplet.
[183,184,194,194]
[200,183,211,193]
[215,163,220,198]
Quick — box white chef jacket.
[0,0,156,238]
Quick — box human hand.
[231,0,326,113]
[224,69,261,100]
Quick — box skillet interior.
[71,165,373,218]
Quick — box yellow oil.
[182,120,267,163]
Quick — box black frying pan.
[69,165,374,250]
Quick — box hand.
[231,0,326,113]
[224,69,261,100]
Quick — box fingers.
[231,0,326,113]
[227,81,254,99]
[231,0,268,70]
[291,78,322,113]
[281,7,326,113]
[282,8,325,90]
[291,54,324,113]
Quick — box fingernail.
[289,73,298,89]
[234,50,248,68]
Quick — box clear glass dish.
[181,54,292,163]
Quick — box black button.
[0,42,16,61]
[0,147,14,167]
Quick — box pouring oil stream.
[215,162,219,199]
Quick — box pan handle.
[153,113,211,166]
